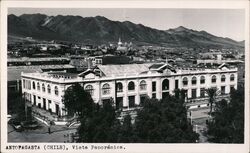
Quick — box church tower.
[118,37,122,47]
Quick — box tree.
[8,91,32,122]
[118,114,135,142]
[63,83,94,117]
[133,90,198,143]
[207,88,244,143]
[77,99,121,142]
[206,88,218,114]
[74,88,199,143]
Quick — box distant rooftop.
[8,67,42,81]
[8,57,70,62]
[8,65,75,81]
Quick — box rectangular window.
[48,100,52,112]
[128,96,135,108]
[200,88,205,98]
[28,81,31,90]
[230,85,235,93]
[102,99,110,106]
[182,90,188,99]
[23,80,26,89]
[140,94,147,106]
[221,86,226,95]
[212,87,217,91]
[175,80,179,89]
[230,75,235,81]
[191,89,197,98]
[33,95,36,105]
[152,81,156,92]
[43,98,46,110]
[152,93,156,99]
[116,97,123,109]
[162,92,169,99]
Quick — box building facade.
[21,63,238,116]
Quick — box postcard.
[1,0,249,153]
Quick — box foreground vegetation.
[64,84,199,143]
[207,88,244,143]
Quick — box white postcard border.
[1,1,249,153]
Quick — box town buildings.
[21,61,238,116]
[8,57,75,93]
[196,52,244,65]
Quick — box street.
[190,108,210,143]
[8,108,211,143]
[8,122,77,143]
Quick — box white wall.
[21,68,238,115]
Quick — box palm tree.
[206,88,217,115]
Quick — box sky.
[8,8,245,41]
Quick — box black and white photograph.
[1,1,249,153]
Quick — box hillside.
[8,14,244,48]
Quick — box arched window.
[191,77,197,85]
[162,79,169,90]
[230,74,235,81]
[42,83,45,92]
[32,82,36,89]
[200,76,205,84]
[182,77,188,86]
[102,83,110,95]
[211,75,217,83]
[116,82,123,92]
[47,85,51,94]
[221,75,226,82]
[128,81,135,91]
[54,86,59,95]
[140,80,147,90]
[85,85,94,96]
[37,82,40,91]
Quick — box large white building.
[21,62,237,116]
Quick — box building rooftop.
[98,63,152,77]
[20,62,238,82]
[8,65,75,81]
[149,63,164,69]
[8,67,42,81]
[49,72,78,77]
[40,64,75,70]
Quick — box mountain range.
[8,13,244,48]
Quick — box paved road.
[190,108,210,143]
[8,123,77,143]
[188,108,210,119]
[8,108,211,143]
